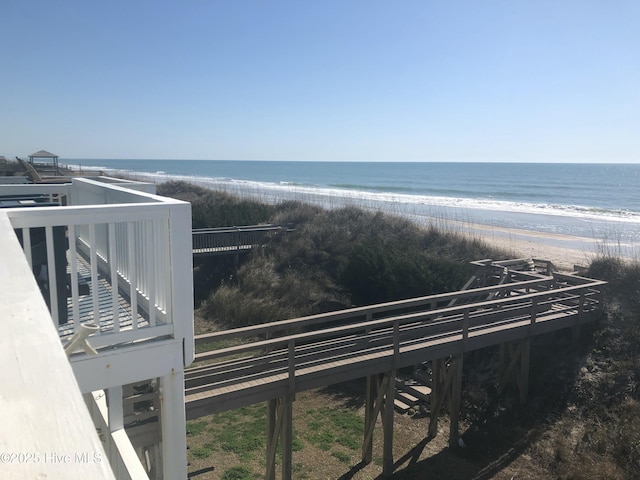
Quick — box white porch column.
[159,369,188,479]
[107,386,123,432]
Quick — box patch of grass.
[304,428,335,451]
[292,462,312,479]
[193,339,255,365]
[331,450,351,464]
[186,420,208,436]
[292,436,304,452]
[189,446,212,460]
[302,406,362,453]
[220,465,255,480]
[206,404,267,462]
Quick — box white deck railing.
[0,177,194,479]
[0,210,118,479]
[1,177,194,365]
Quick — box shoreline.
[95,168,634,271]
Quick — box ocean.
[66,159,640,258]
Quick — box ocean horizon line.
[60,158,640,165]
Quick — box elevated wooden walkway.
[184,259,605,479]
[192,224,290,256]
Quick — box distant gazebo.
[29,150,60,175]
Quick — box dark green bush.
[158,181,275,228]
[338,240,466,304]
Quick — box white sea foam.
[85,166,640,258]
[122,169,640,225]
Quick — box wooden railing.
[194,270,556,352]
[187,270,605,417]
[192,224,289,255]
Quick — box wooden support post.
[281,396,293,480]
[572,325,581,346]
[448,354,463,448]
[518,339,531,405]
[497,342,521,396]
[429,356,462,443]
[362,375,387,463]
[428,359,441,438]
[572,292,585,346]
[497,339,531,405]
[382,371,395,477]
[449,311,468,447]
[362,375,375,464]
[266,395,294,480]
[159,370,188,480]
[266,399,277,480]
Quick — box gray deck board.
[58,253,147,339]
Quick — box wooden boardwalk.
[192,225,289,256]
[184,259,605,479]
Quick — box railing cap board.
[195,276,557,345]
[195,277,605,359]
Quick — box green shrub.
[338,240,467,304]
[158,181,275,228]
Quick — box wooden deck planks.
[58,253,147,339]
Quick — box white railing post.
[160,370,188,480]
[168,202,194,366]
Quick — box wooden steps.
[394,378,433,413]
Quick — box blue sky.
[1,1,638,162]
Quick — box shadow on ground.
[322,329,588,480]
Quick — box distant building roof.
[29,150,59,159]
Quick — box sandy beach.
[374,210,607,273]
[466,222,599,272]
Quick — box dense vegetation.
[158,181,276,229]
[159,181,640,479]
[159,181,506,326]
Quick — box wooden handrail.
[194,278,605,363]
[194,276,590,345]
